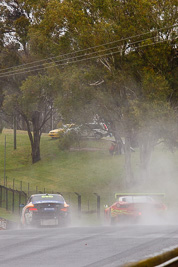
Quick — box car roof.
[115,193,165,199]
[31,193,62,197]
[118,196,155,203]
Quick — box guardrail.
[0,185,27,214]
[156,256,178,266]
[125,247,178,267]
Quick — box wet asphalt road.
[0,225,178,267]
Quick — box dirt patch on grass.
[70,147,107,151]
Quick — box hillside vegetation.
[0,129,178,224]
[0,129,177,201]
[0,129,127,193]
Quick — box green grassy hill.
[0,129,128,193]
[0,129,177,220]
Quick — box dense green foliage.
[0,0,177,185]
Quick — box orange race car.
[21,193,70,228]
[104,193,167,225]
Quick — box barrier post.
[19,181,22,214]
[12,179,15,213]
[6,187,8,210]
[75,192,81,218]
[28,183,30,197]
[0,186,2,207]
[94,193,100,218]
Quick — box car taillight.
[60,207,68,212]
[29,207,38,211]
[162,204,167,210]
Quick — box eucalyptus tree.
[1,0,177,178]
[24,0,177,182]
[2,69,61,163]
[0,1,59,163]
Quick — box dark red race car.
[104,193,167,225]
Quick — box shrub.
[58,130,80,150]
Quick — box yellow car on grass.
[48,124,75,139]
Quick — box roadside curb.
[124,247,178,267]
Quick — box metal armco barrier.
[125,247,178,267]
[0,185,27,214]
[156,256,178,266]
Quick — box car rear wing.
[115,193,165,200]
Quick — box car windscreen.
[119,196,154,203]
[31,195,65,204]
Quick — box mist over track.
[0,225,178,267]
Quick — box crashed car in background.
[104,193,167,225]
[66,122,111,139]
[49,122,111,140]
[82,122,110,139]
[21,193,70,227]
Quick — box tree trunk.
[31,139,41,163]
[31,111,41,163]
[24,111,41,164]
